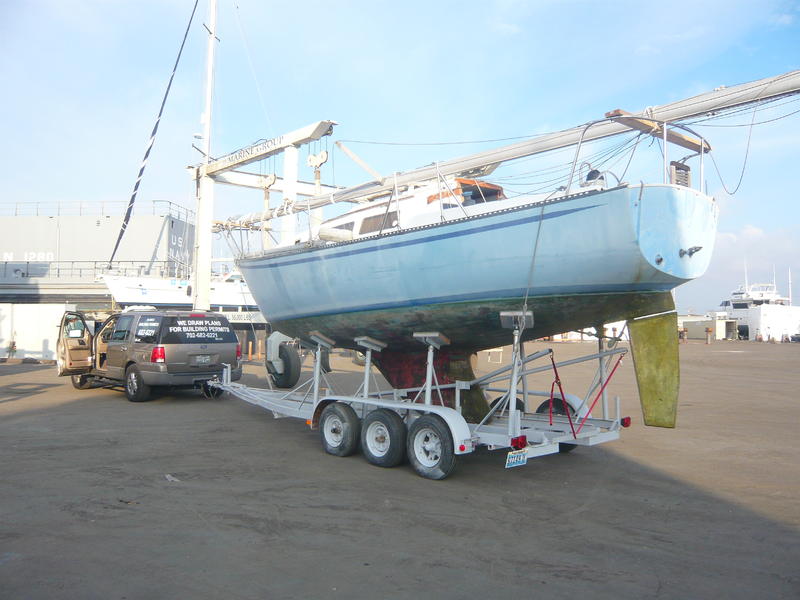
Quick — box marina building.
[0,201,194,360]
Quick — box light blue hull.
[239,184,717,351]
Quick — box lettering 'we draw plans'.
[168,319,231,336]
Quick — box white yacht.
[718,282,799,340]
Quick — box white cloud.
[741,224,765,238]
[773,13,794,25]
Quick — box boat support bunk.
[209,313,631,480]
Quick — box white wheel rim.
[413,427,441,468]
[323,414,344,447]
[127,372,138,394]
[365,420,390,457]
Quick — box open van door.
[56,312,94,376]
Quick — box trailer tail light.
[510,435,527,450]
[621,416,632,428]
[189,313,206,317]
[150,346,166,363]
[236,343,242,361]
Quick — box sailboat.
[186,2,799,428]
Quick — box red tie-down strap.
[576,354,625,435]
[549,354,577,439]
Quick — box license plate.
[195,355,211,365]
[505,449,528,469]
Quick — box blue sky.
[2,0,799,312]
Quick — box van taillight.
[150,346,166,363]
[236,343,242,361]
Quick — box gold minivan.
[56,308,242,401]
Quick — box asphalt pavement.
[1,341,798,599]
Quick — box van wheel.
[271,344,301,388]
[71,374,93,390]
[125,365,151,402]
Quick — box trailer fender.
[310,398,337,429]
[406,404,474,455]
[561,392,588,419]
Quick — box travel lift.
[209,311,631,480]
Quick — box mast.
[193,0,218,311]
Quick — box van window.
[62,314,85,338]
[134,315,163,344]
[159,316,238,344]
[111,315,134,341]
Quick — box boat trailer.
[209,317,630,480]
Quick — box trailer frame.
[210,324,630,479]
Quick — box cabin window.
[360,211,398,235]
[333,222,355,231]
[457,179,506,205]
[732,303,749,309]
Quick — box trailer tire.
[320,348,332,374]
[361,409,406,467]
[320,402,360,457]
[407,414,456,480]
[271,344,301,388]
[125,365,151,402]
[536,399,577,453]
[71,374,93,390]
[490,396,525,413]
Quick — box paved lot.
[1,341,798,599]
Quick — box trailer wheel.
[361,409,406,468]
[271,344,301,389]
[320,348,332,374]
[490,396,525,413]
[71,374,93,390]
[320,402,360,457]
[407,414,456,480]
[125,365,151,402]
[536,399,577,453]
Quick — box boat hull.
[238,184,717,352]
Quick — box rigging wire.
[108,0,200,267]
[681,94,800,126]
[338,132,544,147]
[708,100,760,196]
[232,1,277,138]
[688,105,800,128]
